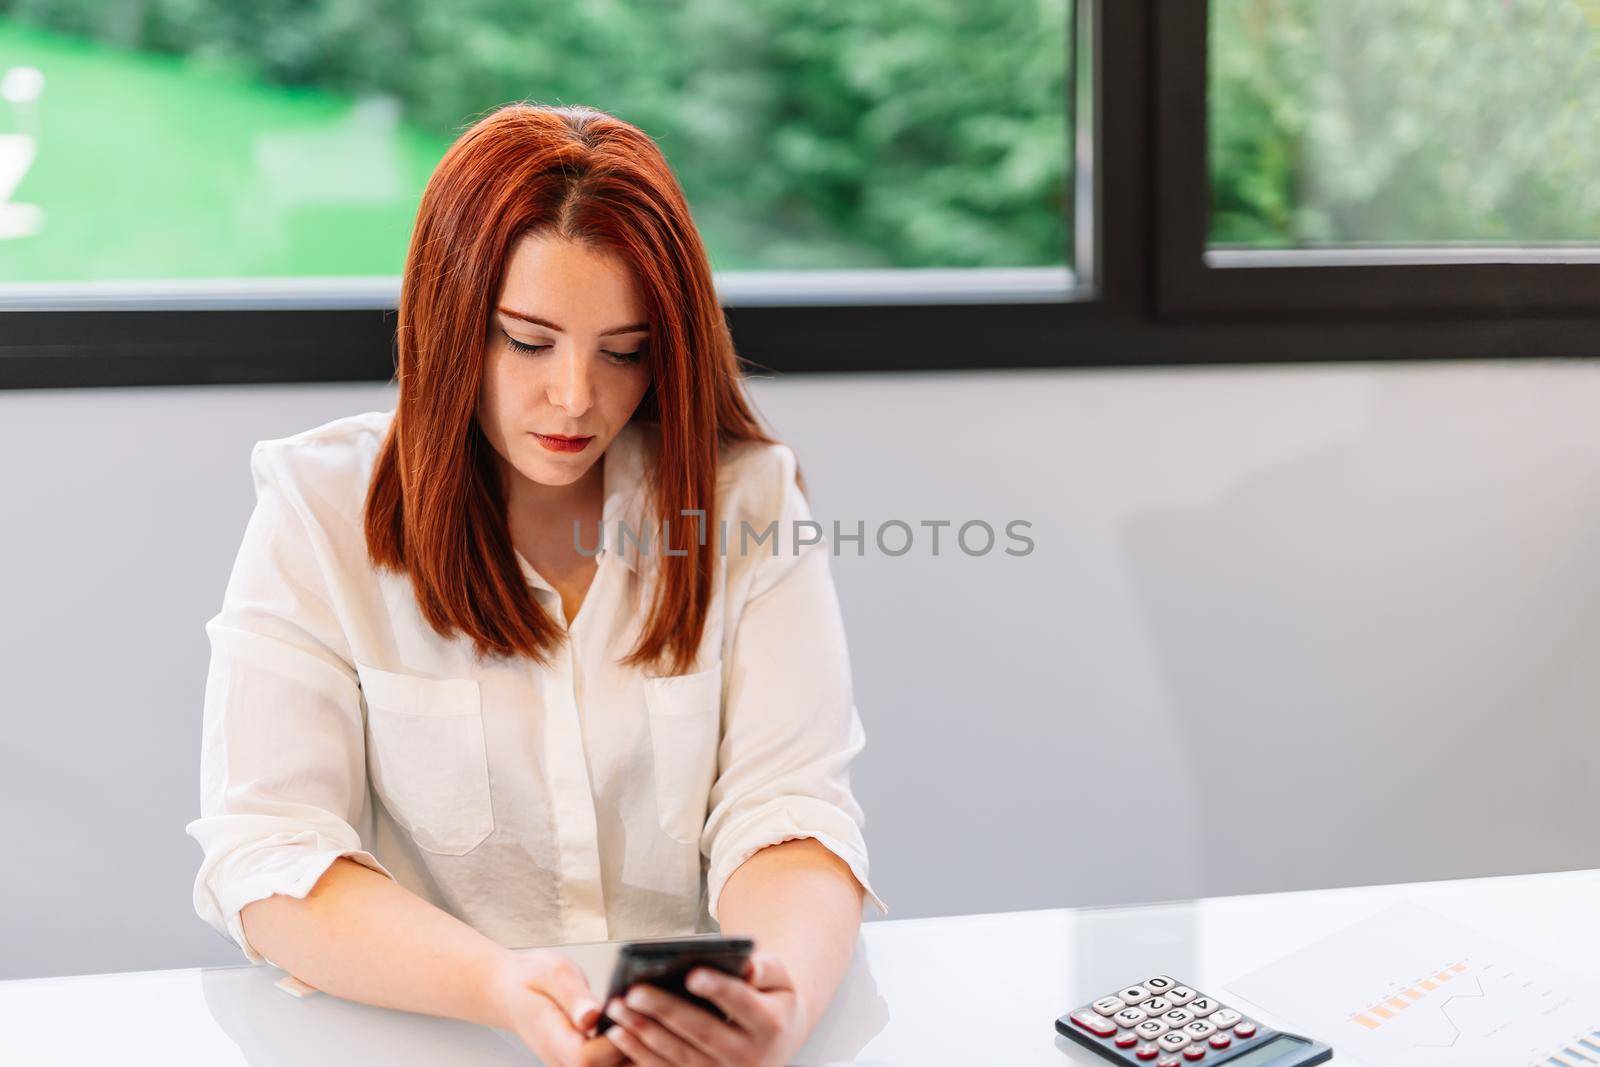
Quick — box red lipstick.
[532,432,594,453]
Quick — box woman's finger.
[601,998,716,1062]
[515,988,591,1065]
[577,1033,631,1067]
[598,1011,678,1067]
[524,951,604,1031]
[745,950,795,993]
[683,965,779,1040]
[621,983,748,1060]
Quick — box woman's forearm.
[239,856,514,1028]
[713,837,865,1032]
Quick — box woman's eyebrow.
[496,306,650,336]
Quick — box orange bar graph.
[1349,962,1469,1030]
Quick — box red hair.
[365,102,786,676]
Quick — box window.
[1155,0,1600,314]
[1209,0,1600,256]
[0,2,1078,309]
[9,0,1600,387]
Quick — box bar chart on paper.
[1344,955,1600,1065]
[1226,901,1600,1067]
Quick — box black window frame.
[1154,0,1600,318]
[4,0,1599,392]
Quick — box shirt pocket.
[642,662,724,846]
[355,662,494,857]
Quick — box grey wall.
[5,358,1600,981]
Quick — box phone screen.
[593,936,755,1036]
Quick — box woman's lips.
[532,432,593,453]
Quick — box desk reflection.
[199,935,886,1067]
[202,964,534,1065]
[790,935,889,1064]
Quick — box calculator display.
[1223,1035,1308,1066]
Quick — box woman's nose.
[546,345,594,415]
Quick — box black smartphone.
[593,935,755,1036]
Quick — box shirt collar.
[513,419,652,592]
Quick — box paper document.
[1226,900,1600,1067]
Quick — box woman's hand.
[598,949,809,1067]
[489,949,629,1067]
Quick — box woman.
[186,102,887,1067]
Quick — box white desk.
[4,868,1598,1065]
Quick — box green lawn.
[0,17,450,282]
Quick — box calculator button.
[1161,1008,1195,1027]
[1135,1019,1169,1040]
[1234,1021,1258,1039]
[1142,997,1172,1014]
[1183,1048,1207,1061]
[1209,1009,1242,1030]
[1115,1032,1140,1049]
[1157,1057,1183,1067]
[1144,975,1177,993]
[1135,1046,1161,1061]
[1165,986,1197,1006]
[1120,986,1152,1004]
[1093,996,1127,1016]
[1114,1007,1149,1027]
[1070,1009,1118,1037]
[1188,998,1220,1018]
[1183,1020,1217,1040]
[1157,1031,1191,1050]
[1209,1034,1232,1050]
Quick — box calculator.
[1055,975,1331,1066]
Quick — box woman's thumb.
[530,953,603,1030]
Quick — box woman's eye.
[503,333,549,356]
[502,330,643,365]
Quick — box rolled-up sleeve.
[186,442,393,963]
[701,445,889,924]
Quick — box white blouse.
[187,409,887,963]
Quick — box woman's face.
[478,233,653,496]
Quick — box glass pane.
[0,1,1071,291]
[1208,0,1600,250]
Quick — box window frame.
[1153,0,1600,318]
[5,0,1600,391]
